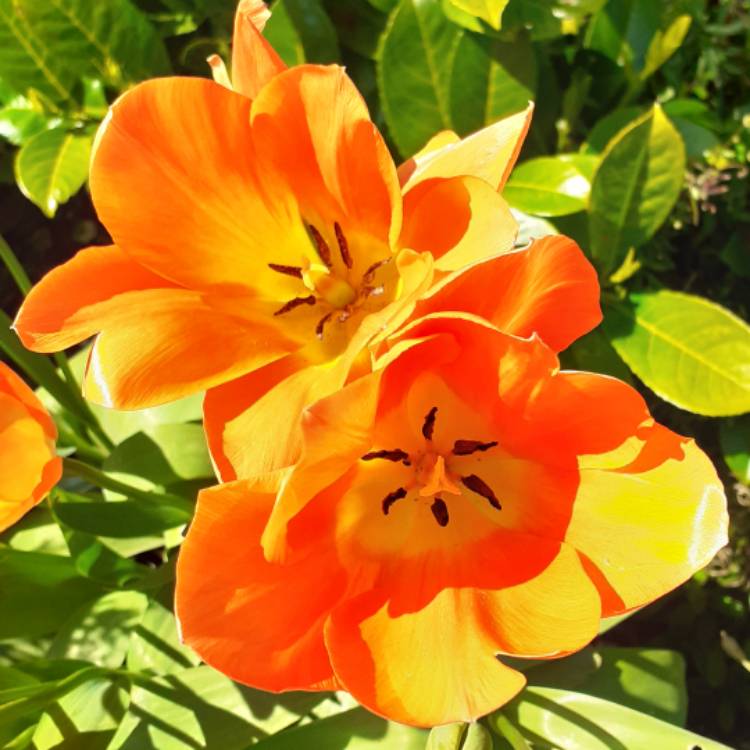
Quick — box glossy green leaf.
[108,666,321,749]
[446,0,509,29]
[588,105,685,273]
[13,0,169,88]
[497,687,733,749]
[449,33,536,137]
[48,591,149,668]
[505,154,597,217]
[253,706,427,749]
[501,0,563,40]
[512,208,558,245]
[0,104,49,146]
[641,14,691,80]
[126,598,201,677]
[378,0,462,157]
[720,416,750,484]
[320,0,387,58]
[265,0,339,65]
[1,506,68,556]
[582,106,642,153]
[15,127,92,217]
[561,327,633,383]
[525,647,687,726]
[605,291,750,416]
[0,548,103,639]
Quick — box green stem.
[62,457,194,517]
[0,234,32,295]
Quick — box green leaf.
[501,0,563,40]
[496,687,734,749]
[604,291,750,416]
[14,0,169,88]
[427,723,466,749]
[0,104,49,146]
[15,127,92,217]
[582,106,642,154]
[108,666,322,749]
[640,14,691,80]
[30,677,128,750]
[321,0,389,58]
[588,105,685,274]
[448,33,536,137]
[252,706,427,749]
[1,506,68,556]
[126,598,201,676]
[525,647,687,726]
[560,327,633,383]
[720,416,750,484]
[48,591,149,668]
[378,0,463,157]
[505,155,597,217]
[0,548,104,639]
[265,0,340,65]
[0,0,77,108]
[446,0,509,29]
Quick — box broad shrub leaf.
[446,0,509,30]
[604,291,750,416]
[265,0,340,65]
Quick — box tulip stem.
[0,233,32,295]
[62,457,194,517]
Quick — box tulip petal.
[82,292,297,409]
[176,480,345,691]
[399,104,533,192]
[14,244,177,353]
[399,176,517,272]
[90,77,305,292]
[251,65,402,253]
[325,541,599,726]
[567,422,728,615]
[231,0,286,98]
[415,235,601,352]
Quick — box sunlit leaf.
[604,291,750,416]
[15,127,92,217]
[588,105,685,273]
[641,14,691,79]
[495,687,733,749]
[446,0,509,30]
[505,154,597,217]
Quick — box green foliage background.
[0,0,748,748]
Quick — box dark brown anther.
[273,295,316,316]
[363,257,391,283]
[308,224,333,267]
[362,449,410,463]
[315,311,335,339]
[382,487,407,515]
[334,222,353,269]
[422,406,438,441]
[268,263,303,279]
[431,497,449,527]
[461,474,502,510]
[452,440,499,456]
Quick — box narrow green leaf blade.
[15,127,92,218]
[604,291,750,416]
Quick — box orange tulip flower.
[0,362,61,532]
[176,314,727,727]
[13,0,533,422]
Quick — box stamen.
[382,487,407,515]
[461,474,502,510]
[308,225,333,267]
[363,258,391,283]
[362,449,410,464]
[315,311,335,339]
[431,497,449,527]
[268,263,303,279]
[334,222,353,269]
[452,440,499,456]
[422,406,438,441]
[273,295,316,316]
[363,285,385,298]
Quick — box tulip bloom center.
[363,406,502,528]
[269,221,392,341]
